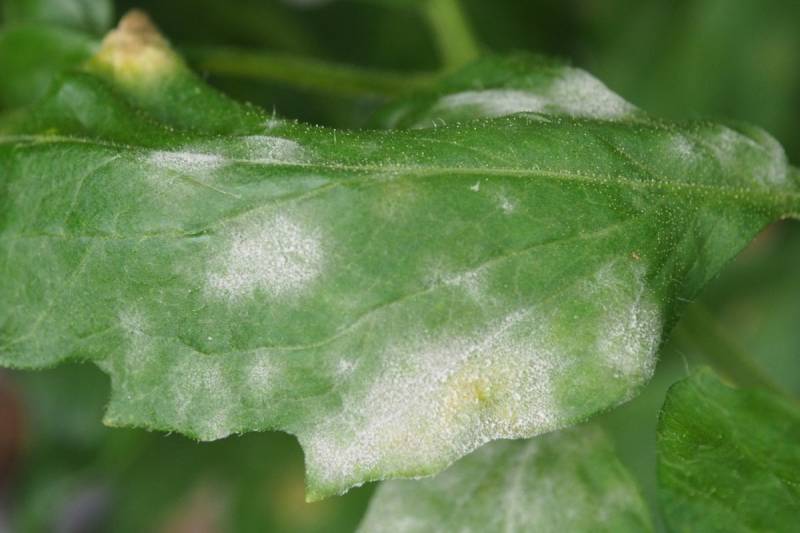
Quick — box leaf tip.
[88,9,182,87]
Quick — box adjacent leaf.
[0,25,96,108]
[1,12,799,499]
[657,369,800,532]
[358,425,653,532]
[8,364,372,533]
[371,53,644,129]
[3,0,112,35]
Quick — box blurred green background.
[0,0,798,531]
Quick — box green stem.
[675,304,790,396]
[184,46,438,98]
[422,0,480,68]
[788,165,800,220]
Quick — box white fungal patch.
[669,134,698,163]
[427,68,636,124]
[597,272,661,380]
[496,193,516,214]
[469,181,481,192]
[206,214,324,299]
[147,150,225,173]
[441,267,486,299]
[170,355,233,440]
[304,309,567,491]
[247,357,274,390]
[238,135,307,164]
[546,69,636,120]
[435,90,548,119]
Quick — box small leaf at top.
[0,12,799,500]
[358,425,654,532]
[658,369,800,533]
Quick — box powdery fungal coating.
[357,427,653,533]
[301,260,662,497]
[592,263,661,381]
[147,150,224,173]
[547,69,636,120]
[430,68,636,122]
[206,214,324,299]
[303,309,566,496]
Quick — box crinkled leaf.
[358,425,653,533]
[657,369,800,532]
[1,13,799,500]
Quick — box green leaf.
[358,425,653,532]
[657,369,800,532]
[7,364,372,533]
[0,25,97,108]
[3,0,112,35]
[1,13,799,500]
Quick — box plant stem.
[422,0,480,68]
[789,166,800,220]
[184,46,438,98]
[675,304,790,396]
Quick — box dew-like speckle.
[206,213,324,299]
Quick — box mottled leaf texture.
[358,425,653,533]
[658,369,800,533]
[1,12,799,500]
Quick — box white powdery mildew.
[247,357,274,390]
[238,135,307,164]
[428,68,636,123]
[304,309,567,492]
[206,214,324,299]
[591,262,661,381]
[435,89,548,119]
[147,150,225,173]
[170,354,234,440]
[547,69,636,120]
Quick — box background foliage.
[0,0,798,531]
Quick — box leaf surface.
[358,425,653,533]
[0,13,799,499]
[657,369,800,532]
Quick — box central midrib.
[1,134,798,213]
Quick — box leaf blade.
[1,14,798,499]
[657,369,800,533]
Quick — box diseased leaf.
[358,425,653,533]
[1,13,799,499]
[657,369,800,532]
[371,54,644,129]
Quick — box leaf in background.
[7,364,372,533]
[2,0,112,35]
[371,53,643,129]
[657,369,800,532]
[358,425,653,533]
[1,12,799,499]
[0,0,111,109]
[0,25,97,109]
